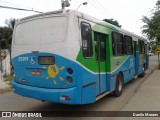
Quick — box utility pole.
[61,0,64,9]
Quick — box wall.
[0,49,11,77]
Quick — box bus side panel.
[138,54,145,74]
[146,44,149,69]
[123,55,135,83]
[107,74,116,92]
[135,51,140,75]
[81,67,96,104]
[109,55,136,91]
[82,83,96,104]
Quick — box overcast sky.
[0,0,158,36]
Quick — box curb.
[133,66,158,96]
[112,66,158,119]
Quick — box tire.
[113,73,123,97]
[138,66,145,78]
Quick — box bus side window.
[124,35,133,55]
[94,32,106,61]
[81,22,93,58]
[139,40,145,54]
[112,32,124,56]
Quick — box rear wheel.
[113,73,123,97]
[138,66,145,78]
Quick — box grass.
[4,74,14,86]
[0,75,14,94]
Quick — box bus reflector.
[60,96,71,101]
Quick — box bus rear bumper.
[12,80,80,104]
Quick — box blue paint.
[13,79,80,104]
[12,52,146,104]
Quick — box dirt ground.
[0,87,11,95]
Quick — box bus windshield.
[14,16,67,45]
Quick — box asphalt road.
[0,55,158,120]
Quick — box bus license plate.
[31,70,41,76]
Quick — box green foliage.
[5,18,16,29]
[0,27,12,49]
[0,18,16,49]
[103,18,122,28]
[142,0,160,42]
[4,75,14,86]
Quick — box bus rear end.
[12,11,82,104]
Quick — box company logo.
[1,112,42,118]
[2,112,11,117]
[44,65,65,85]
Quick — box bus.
[12,9,148,105]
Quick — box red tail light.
[67,76,73,83]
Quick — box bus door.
[94,32,107,95]
[134,41,139,75]
[145,44,149,69]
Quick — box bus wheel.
[139,66,145,78]
[113,73,123,97]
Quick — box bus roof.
[18,9,147,42]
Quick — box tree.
[142,0,160,69]
[103,18,122,28]
[5,18,16,30]
[0,18,16,49]
[156,0,160,11]
[0,18,16,62]
[142,13,160,42]
[0,27,13,49]
[142,0,160,42]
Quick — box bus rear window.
[14,16,67,45]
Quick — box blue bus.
[12,9,149,104]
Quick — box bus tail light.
[67,76,73,83]
[67,68,73,74]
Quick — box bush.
[4,74,14,86]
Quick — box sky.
[0,0,158,37]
